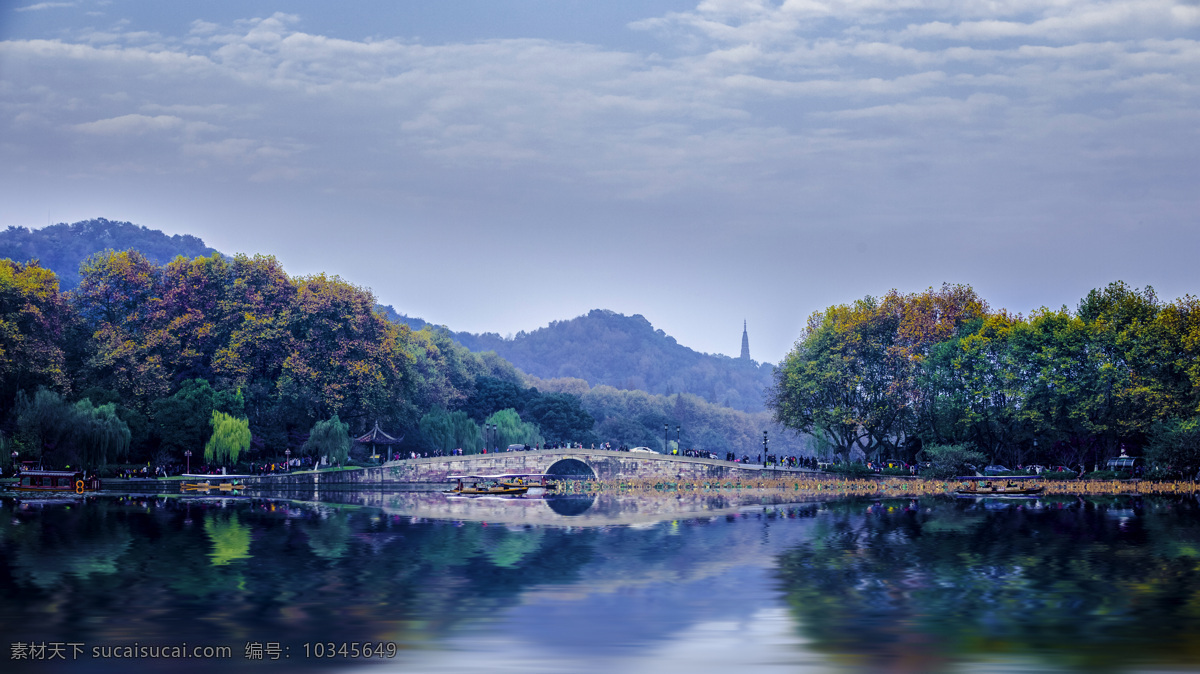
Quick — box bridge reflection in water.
[252,487,824,527]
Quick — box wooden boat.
[10,469,100,493]
[445,473,545,495]
[181,481,246,492]
[180,473,250,492]
[956,476,1044,496]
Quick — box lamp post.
[664,423,669,454]
[184,449,192,474]
[284,448,291,471]
[676,425,681,455]
[763,430,768,467]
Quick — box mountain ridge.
[4,219,775,413]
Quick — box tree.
[1145,417,1200,478]
[153,379,244,456]
[11,388,129,468]
[301,414,351,465]
[71,398,131,469]
[418,407,482,453]
[0,259,73,409]
[918,444,988,479]
[204,411,251,465]
[484,408,542,449]
[769,297,904,461]
[524,393,595,445]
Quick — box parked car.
[983,465,1012,475]
[629,447,658,454]
[1026,464,1046,474]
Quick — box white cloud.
[14,2,75,12]
[1,4,1197,209]
[72,113,190,135]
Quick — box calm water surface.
[3,491,1200,673]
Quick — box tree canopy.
[770,282,1200,469]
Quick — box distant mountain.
[390,309,775,413]
[0,218,218,289]
[3,219,773,414]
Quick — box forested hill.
[430,309,775,413]
[0,218,218,289]
[2,219,774,414]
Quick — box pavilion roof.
[354,421,404,445]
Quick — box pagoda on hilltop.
[740,320,751,361]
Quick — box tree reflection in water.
[776,496,1200,672]
[4,494,1200,673]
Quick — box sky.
[1,0,1197,364]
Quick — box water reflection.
[204,512,252,565]
[777,496,1200,672]
[1,494,1199,673]
[545,493,596,516]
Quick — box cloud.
[1,4,1197,210]
[72,113,215,136]
[14,2,75,12]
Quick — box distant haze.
[2,1,1197,363]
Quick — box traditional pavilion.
[354,421,404,461]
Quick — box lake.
[3,490,1199,673]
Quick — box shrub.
[824,463,872,477]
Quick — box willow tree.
[72,399,131,468]
[204,411,251,465]
[484,408,542,450]
[301,414,350,465]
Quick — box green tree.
[204,411,251,465]
[12,388,129,468]
[524,393,595,445]
[769,298,903,461]
[483,408,542,450]
[153,379,245,457]
[418,407,482,453]
[71,398,131,469]
[1145,417,1200,478]
[918,443,987,479]
[301,414,351,465]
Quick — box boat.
[444,473,558,496]
[955,475,1045,496]
[181,481,246,492]
[9,468,100,493]
[180,473,251,492]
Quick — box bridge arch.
[545,458,596,480]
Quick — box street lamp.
[184,449,192,474]
[676,425,681,454]
[763,430,768,466]
[284,448,291,471]
[664,423,669,454]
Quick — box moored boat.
[180,473,250,492]
[955,475,1045,496]
[10,469,100,493]
[446,473,546,495]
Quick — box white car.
[629,447,658,454]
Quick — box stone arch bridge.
[240,448,812,489]
[379,448,812,482]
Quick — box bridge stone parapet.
[234,449,814,490]
[379,449,811,482]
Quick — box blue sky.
[2,0,1197,363]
